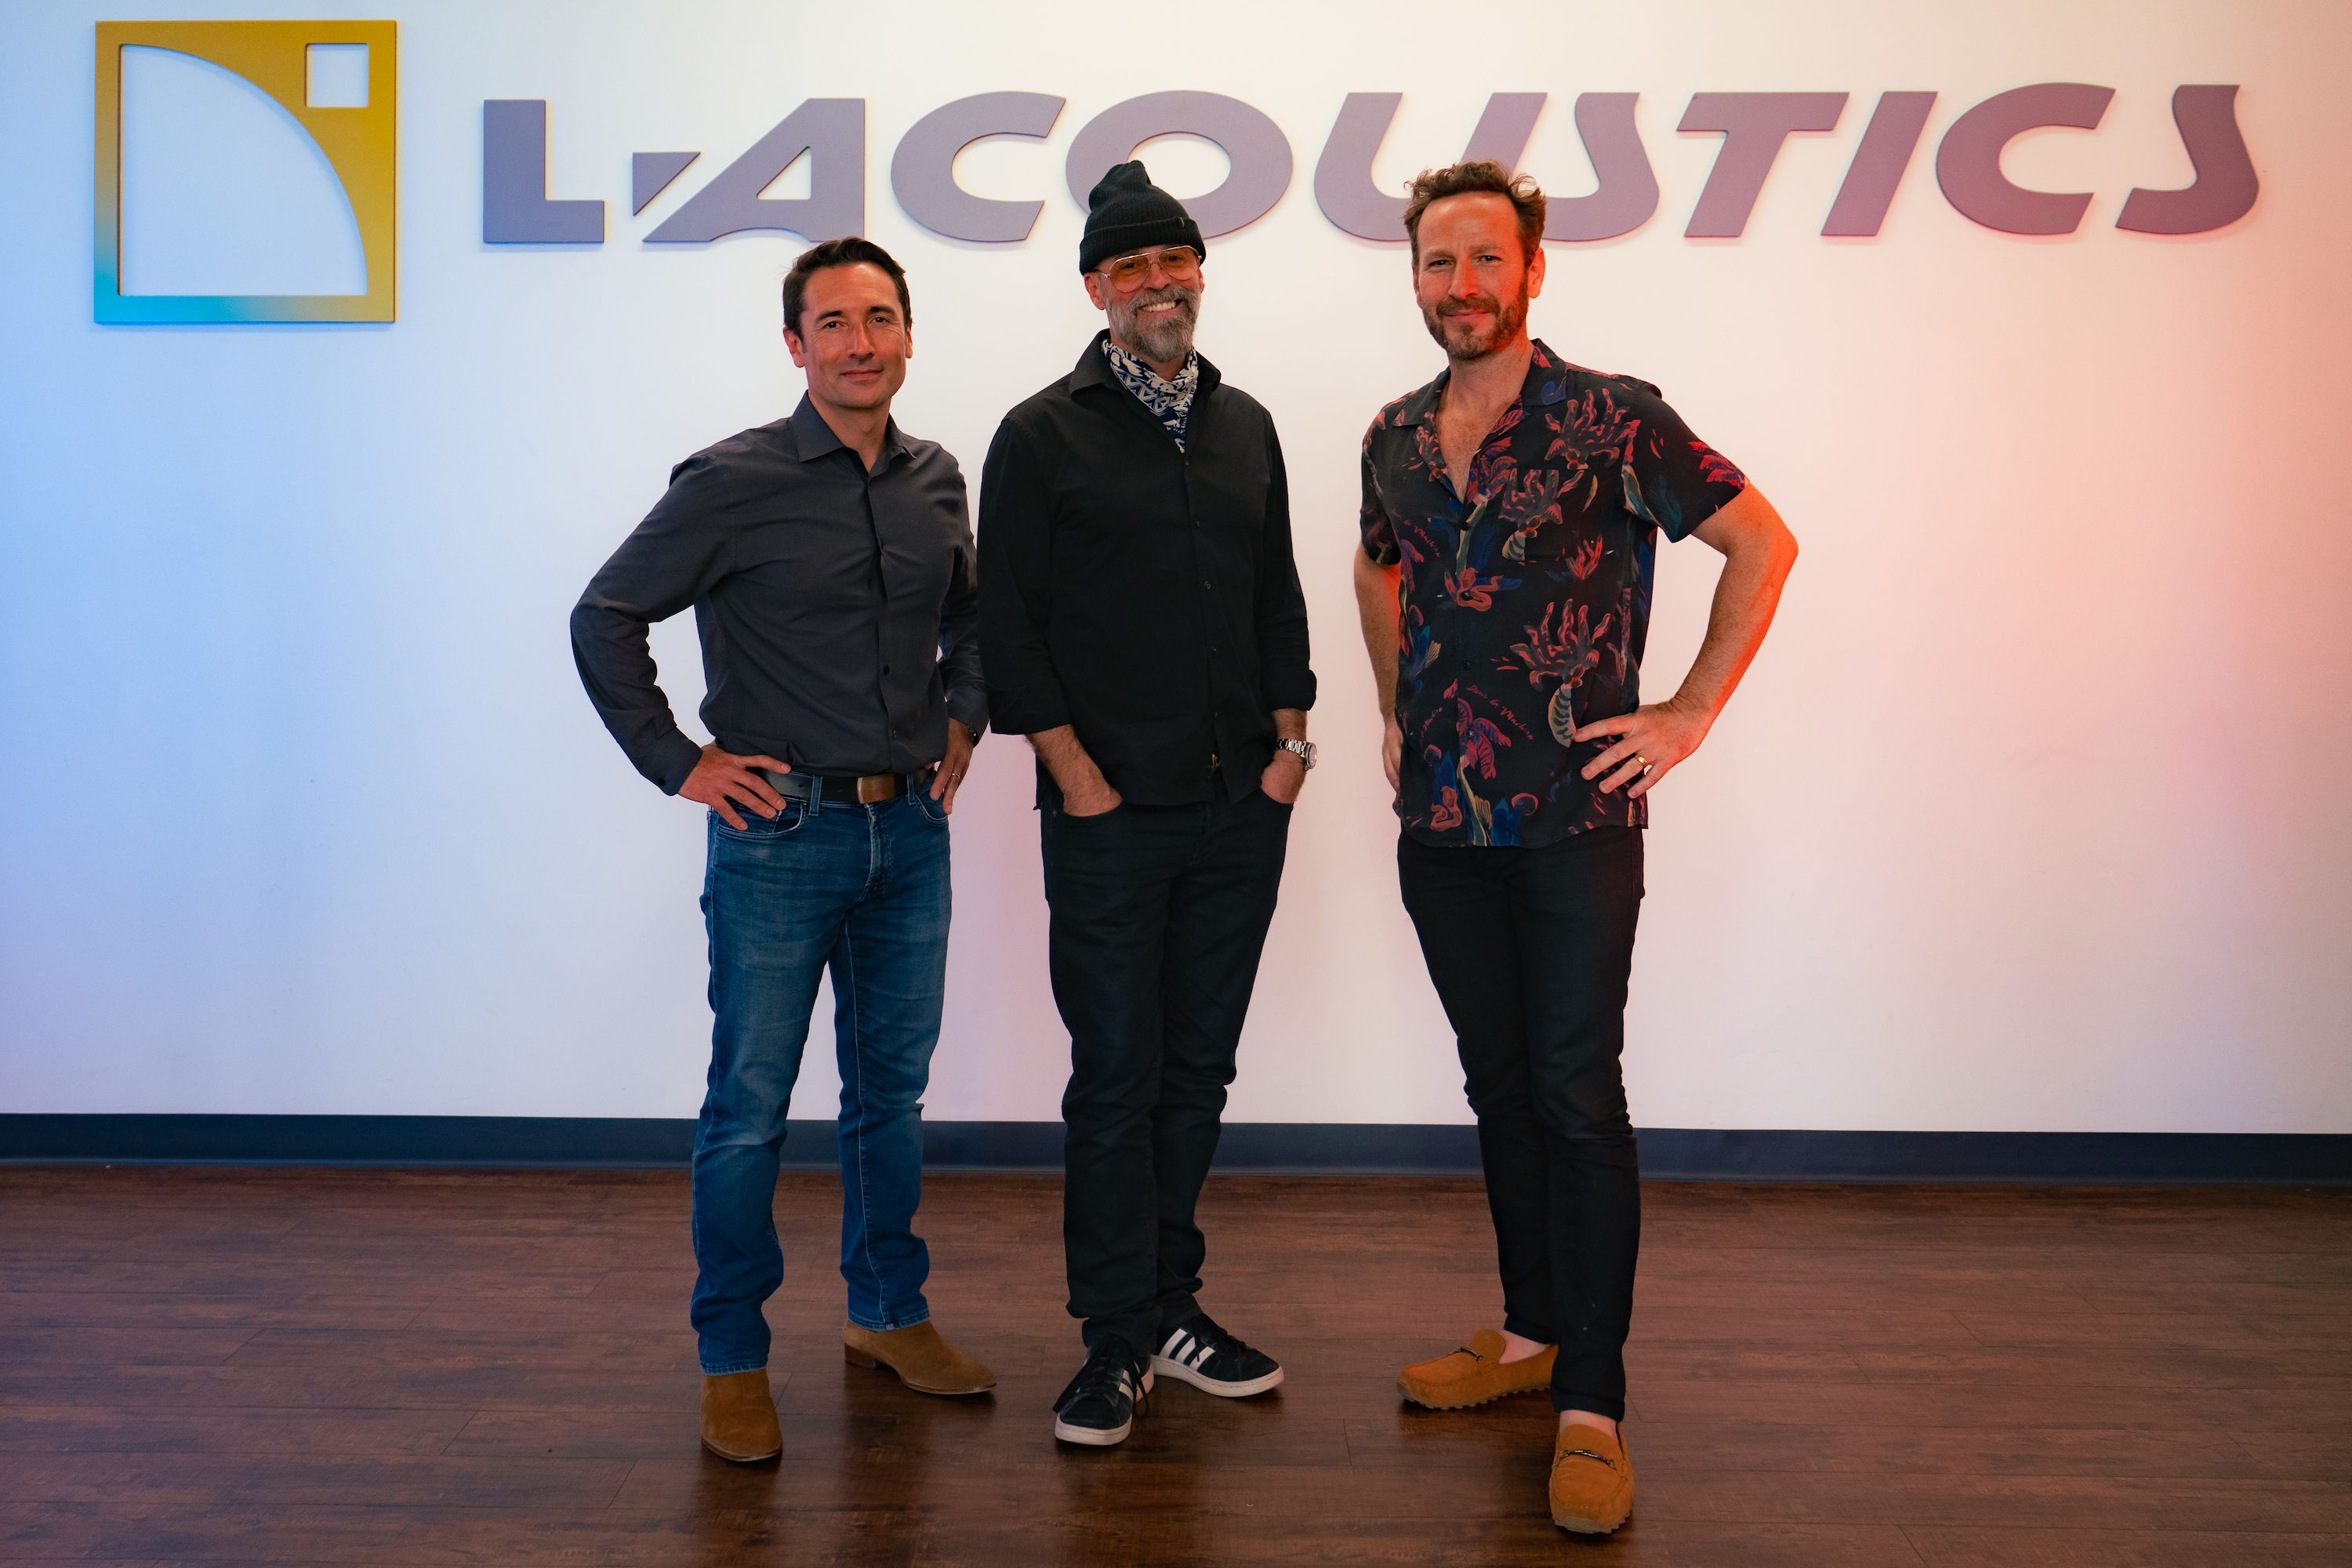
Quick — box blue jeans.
[691,788,950,1375]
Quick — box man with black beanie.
[978,162,1317,1446]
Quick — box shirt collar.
[1102,336,1199,399]
[1072,328,1221,398]
[1393,338,1570,426]
[788,394,908,468]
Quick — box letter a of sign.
[645,100,865,244]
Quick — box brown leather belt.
[758,768,931,805]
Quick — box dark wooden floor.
[0,1169,2347,1566]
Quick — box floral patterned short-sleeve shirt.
[1361,339,1748,848]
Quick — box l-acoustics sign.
[93,20,2259,325]
[486,85,2257,252]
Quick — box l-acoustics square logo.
[94,20,397,323]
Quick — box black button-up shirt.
[979,332,1316,807]
[571,397,985,793]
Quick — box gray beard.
[1110,283,1200,366]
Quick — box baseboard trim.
[2,1115,2346,1184]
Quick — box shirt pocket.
[1504,525,1607,583]
[1497,466,1605,576]
[1186,433,1269,539]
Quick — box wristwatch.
[1276,738,1317,770]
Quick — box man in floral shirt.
[1353,162,1798,1535]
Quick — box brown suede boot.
[843,1319,996,1396]
[1548,1421,1635,1534]
[1397,1329,1556,1409]
[699,1369,781,1462]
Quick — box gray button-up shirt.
[571,397,985,793]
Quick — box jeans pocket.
[711,800,807,840]
[911,786,950,826]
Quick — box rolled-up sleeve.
[1254,415,1316,713]
[977,419,1073,736]
[1617,379,1748,543]
[568,458,732,794]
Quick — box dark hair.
[1401,161,1546,266]
[780,237,912,337]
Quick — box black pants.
[1043,789,1291,1359]
[1397,826,1645,1420]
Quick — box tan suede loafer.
[699,1368,781,1463]
[1397,1329,1556,1409]
[843,1319,996,1396]
[1549,1421,1635,1534]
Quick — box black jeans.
[1042,789,1291,1358]
[1397,826,1645,1420]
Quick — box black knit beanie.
[1079,161,1207,274]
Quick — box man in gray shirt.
[571,238,994,1465]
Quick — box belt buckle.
[856,773,895,804]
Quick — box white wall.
[2,0,2347,1133]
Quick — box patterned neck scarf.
[1102,337,1200,452]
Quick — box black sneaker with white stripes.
[1051,1339,1153,1446]
[1152,1312,1284,1397]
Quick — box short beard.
[1109,281,1201,367]
[1422,287,1530,363]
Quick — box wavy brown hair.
[1402,161,1546,266]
